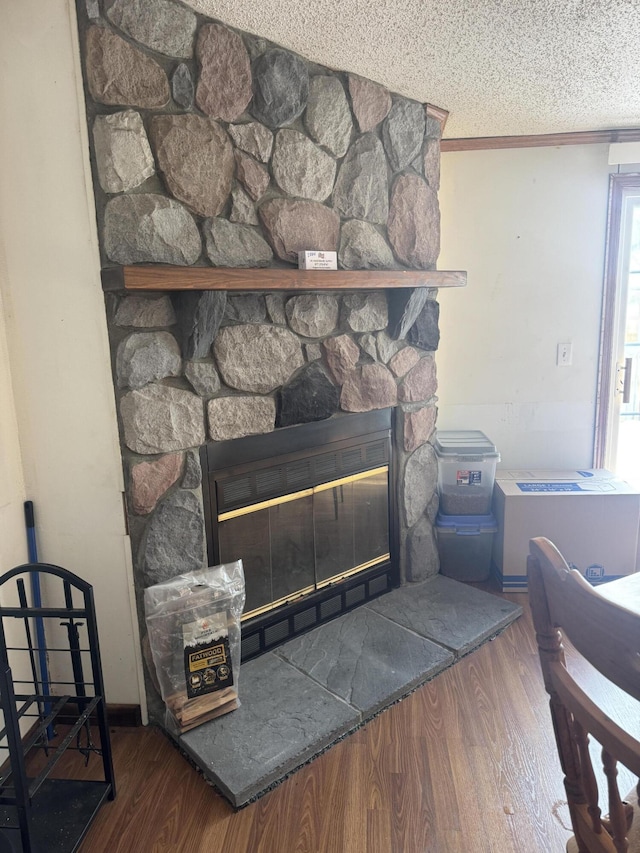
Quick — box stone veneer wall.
[75,0,443,705]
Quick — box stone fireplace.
[74,0,465,721]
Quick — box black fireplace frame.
[200,409,400,661]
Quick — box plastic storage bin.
[436,513,498,581]
[434,430,500,515]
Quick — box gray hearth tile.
[178,652,359,807]
[276,608,453,717]
[367,575,522,656]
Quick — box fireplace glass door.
[217,467,390,619]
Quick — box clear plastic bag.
[144,561,245,734]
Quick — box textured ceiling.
[183,0,640,139]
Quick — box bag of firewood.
[144,560,245,734]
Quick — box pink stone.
[348,75,392,132]
[259,198,340,264]
[340,363,397,412]
[398,356,437,403]
[130,453,184,514]
[85,26,169,109]
[388,174,440,269]
[195,24,252,122]
[235,151,270,201]
[403,406,436,452]
[150,114,234,217]
[389,346,420,378]
[323,335,360,384]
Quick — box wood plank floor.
[34,589,639,853]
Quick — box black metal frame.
[200,410,400,661]
[0,563,115,853]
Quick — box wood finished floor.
[37,588,639,853]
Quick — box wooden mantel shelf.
[101,265,467,292]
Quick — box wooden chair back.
[528,536,640,853]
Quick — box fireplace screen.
[218,467,390,618]
[200,409,398,659]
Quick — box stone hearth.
[74,0,455,725]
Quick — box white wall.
[0,0,144,709]
[437,144,613,469]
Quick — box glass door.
[595,175,640,485]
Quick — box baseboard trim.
[56,702,142,727]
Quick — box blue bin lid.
[435,513,497,533]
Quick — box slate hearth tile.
[178,651,359,807]
[276,607,453,717]
[367,575,522,656]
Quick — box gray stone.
[408,299,440,351]
[93,110,154,193]
[332,134,388,225]
[285,293,339,338]
[368,575,522,657]
[305,343,322,361]
[85,0,100,19]
[195,23,252,122]
[398,355,437,403]
[259,198,340,264]
[304,76,352,158]
[401,405,436,453]
[342,292,388,333]
[115,296,176,328]
[340,363,397,412]
[130,452,183,515]
[388,174,440,268]
[105,0,196,58]
[251,49,309,128]
[224,294,267,323]
[230,186,259,226]
[104,194,201,265]
[184,361,221,396]
[358,333,378,361]
[85,25,170,109]
[424,136,440,190]
[116,331,181,390]
[228,121,273,162]
[121,384,205,454]
[382,99,426,171]
[278,607,449,714]
[426,115,443,139]
[142,490,204,585]
[265,293,287,325]
[272,130,336,202]
[182,449,202,489]
[172,291,227,360]
[207,396,276,441]
[204,219,273,268]
[338,220,395,270]
[323,335,360,384]
[410,151,424,176]
[376,330,404,363]
[389,346,420,378]
[235,151,269,201]
[180,652,359,808]
[277,361,340,428]
[150,114,234,218]
[171,63,194,110]
[348,75,392,132]
[387,288,430,339]
[402,441,438,528]
[214,325,304,393]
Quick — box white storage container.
[434,430,500,515]
[492,469,640,590]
